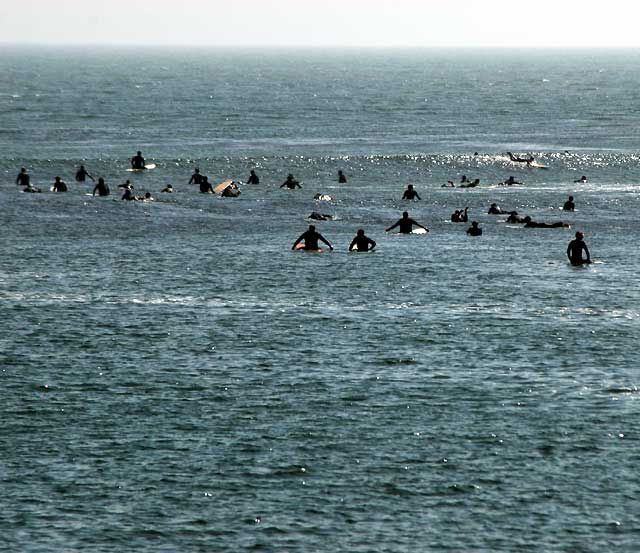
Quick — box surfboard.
[411,228,428,234]
[127,163,156,172]
[529,162,548,169]
[214,179,234,194]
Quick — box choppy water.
[1,48,639,552]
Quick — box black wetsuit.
[387,217,425,234]
[247,172,259,184]
[53,180,68,192]
[93,181,110,197]
[16,172,30,186]
[189,172,203,185]
[402,189,421,200]
[567,239,590,265]
[293,230,332,250]
[131,155,145,169]
[563,200,575,211]
[349,235,376,252]
[75,168,93,182]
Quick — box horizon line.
[2,42,640,50]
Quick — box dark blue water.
[1,48,639,552]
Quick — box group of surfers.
[12,150,592,265]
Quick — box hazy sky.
[1,0,639,48]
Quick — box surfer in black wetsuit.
[16,168,30,187]
[402,184,421,200]
[131,151,145,170]
[386,211,429,234]
[92,177,110,197]
[338,170,347,183]
[75,165,94,182]
[567,232,591,265]
[466,221,482,236]
[507,152,534,165]
[281,174,302,189]
[523,216,569,228]
[563,196,575,211]
[161,184,174,193]
[349,229,376,252]
[574,175,587,184]
[292,225,333,251]
[189,168,203,185]
[199,176,214,193]
[502,176,521,185]
[52,177,67,192]
[247,169,259,184]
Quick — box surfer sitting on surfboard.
[567,232,591,266]
[131,151,145,170]
[52,176,67,192]
[349,229,376,252]
[292,225,333,251]
[402,184,421,200]
[281,174,302,189]
[386,211,429,234]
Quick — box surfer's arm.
[415,192,421,200]
[348,238,357,251]
[368,238,376,251]
[291,234,305,250]
[386,221,399,232]
[412,219,429,232]
[583,244,591,262]
[318,234,333,250]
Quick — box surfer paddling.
[507,152,534,166]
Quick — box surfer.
[16,168,30,187]
[506,211,526,223]
[308,212,334,221]
[131,151,145,170]
[161,184,174,193]
[199,176,214,194]
[247,169,259,184]
[441,180,455,187]
[466,221,482,236]
[459,179,479,188]
[314,193,333,201]
[92,177,110,197]
[349,229,376,252]
[563,196,575,211]
[502,176,521,186]
[507,152,535,164]
[567,232,591,265]
[386,211,429,234]
[574,175,587,184]
[189,168,204,185]
[338,170,347,183]
[221,182,241,197]
[118,179,133,189]
[451,207,469,223]
[52,177,67,192]
[523,216,569,228]
[121,187,135,200]
[460,175,469,184]
[281,174,302,189]
[402,184,421,200]
[292,225,333,251]
[75,165,94,182]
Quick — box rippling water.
[1,48,639,552]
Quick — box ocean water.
[1,48,639,552]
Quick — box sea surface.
[1,47,639,552]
